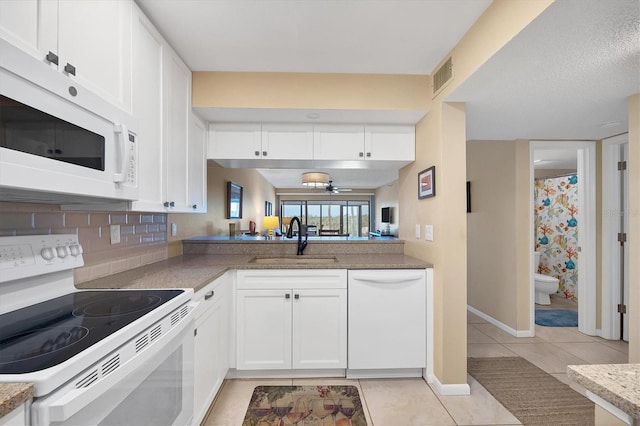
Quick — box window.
[280,200,370,237]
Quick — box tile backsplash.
[0,202,168,284]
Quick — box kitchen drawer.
[236,269,347,290]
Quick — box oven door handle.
[43,303,197,424]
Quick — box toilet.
[534,251,559,305]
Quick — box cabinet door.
[164,51,191,211]
[313,125,365,160]
[364,125,415,162]
[130,5,165,212]
[188,114,207,213]
[292,289,347,369]
[0,0,56,60]
[261,124,313,160]
[348,270,426,369]
[57,0,132,112]
[236,290,292,370]
[194,297,223,424]
[208,123,261,160]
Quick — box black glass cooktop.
[0,290,183,374]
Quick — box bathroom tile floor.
[203,309,629,426]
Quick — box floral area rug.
[243,385,367,426]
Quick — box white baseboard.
[427,373,470,396]
[467,305,533,338]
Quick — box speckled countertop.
[0,383,34,419]
[1,250,431,418]
[76,253,431,292]
[568,363,640,419]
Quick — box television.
[381,207,392,223]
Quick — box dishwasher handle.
[350,271,424,283]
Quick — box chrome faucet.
[286,216,308,255]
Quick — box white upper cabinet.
[0,0,133,113]
[261,124,314,160]
[313,124,365,160]
[365,125,415,162]
[130,3,203,213]
[208,123,261,160]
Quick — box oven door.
[31,310,195,426]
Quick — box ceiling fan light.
[301,172,330,187]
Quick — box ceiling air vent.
[433,56,453,96]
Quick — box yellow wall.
[193,72,430,112]
[628,94,639,362]
[168,163,276,256]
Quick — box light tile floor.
[202,303,629,426]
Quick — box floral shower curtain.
[534,174,579,301]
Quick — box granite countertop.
[0,383,34,419]
[76,253,432,292]
[567,363,640,420]
[2,252,431,417]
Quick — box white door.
[364,125,415,161]
[261,124,314,160]
[236,289,292,370]
[622,143,629,341]
[292,289,347,369]
[193,296,222,424]
[188,114,207,213]
[208,123,262,160]
[313,124,365,160]
[57,0,132,112]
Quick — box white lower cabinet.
[348,269,426,373]
[193,272,231,425]
[0,401,28,426]
[235,270,347,371]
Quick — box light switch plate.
[110,225,120,244]
[415,224,421,239]
[425,224,434,241]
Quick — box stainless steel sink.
[249,256,338,264]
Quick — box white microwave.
[0,39,138,203]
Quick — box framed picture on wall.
[226,181,243,219]
[265,201,273,216]
[418,166,436,199]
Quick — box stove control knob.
[69,244,81,257]
[56,246,69,258]
[41,247,55,261]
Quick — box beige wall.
[466,141,519,328]
[628,94,639,362]
[374,180,400,235]
[193,72,430,112]
[167,163,276,256]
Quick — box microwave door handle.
[113,124,128,183]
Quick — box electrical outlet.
[415,224,421,239]
[110,225,120,244]
[425,224,434,241]
[171,223,177,237]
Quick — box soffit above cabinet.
[194,107,427,125]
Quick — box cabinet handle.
[294,294,299,300]
[46,51,59,65]
[254,151,260,156]
[163,202,169,207]
[366,152,371,157]
[359,152,364,157]
[64,63,76,76]
[262,151,267,157]
[204,290,214,300]
[192,204,197,209]
[285,293,290,299]
[170,201,175,207]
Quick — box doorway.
[602,134,629,341]
[530,141,596,336]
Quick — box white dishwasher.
[347,269,426,376]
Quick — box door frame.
[530,141,597,335]
[601,133,628,340]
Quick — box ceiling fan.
[325,180,352,194]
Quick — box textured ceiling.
[450,0,640,141]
